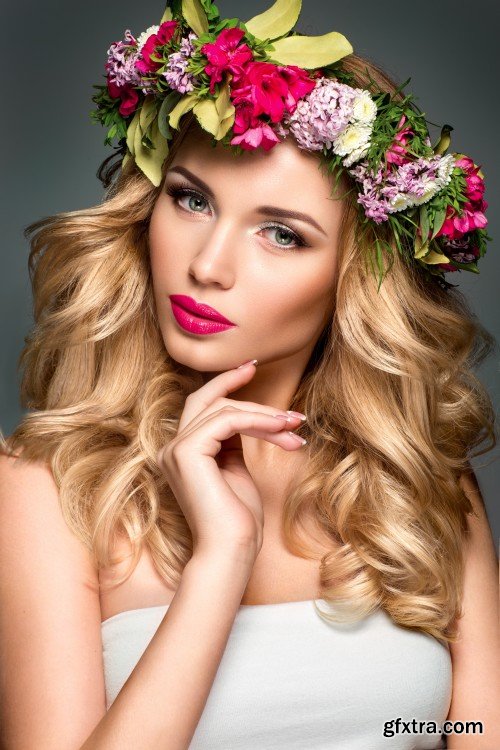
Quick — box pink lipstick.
[169,294,237,335]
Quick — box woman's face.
[149,124,344,377]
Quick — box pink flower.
[436,155,488,239]
[229,101,280,151]
[136,20,179,75]
[438,201,488,238]
[277,65,317,114]
[386,114,413,166]
[201,27,253,94]
[231,61,315,123]
[227,61,315,151]
[455,155,486,201]
[107,79,139,117]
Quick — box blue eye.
[164,182,308,251]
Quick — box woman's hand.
[156,361,306,560]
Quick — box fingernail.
[237,359,258,369]
[286,410,307,421]
[287,432,307,445]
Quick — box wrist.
[189,542,257,575]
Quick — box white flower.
[389,193,416,212]
[436,153,456,189]
[333,123,372,157]
[137,25,160,52]
[342,142,370,167]
[409,180,441,206]
[352,91,377,124]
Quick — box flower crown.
[90,0,490,289]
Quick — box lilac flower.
[105,30,141,89]
[164,32,198,93]
[349,154,456,223]
[280,77,359,150]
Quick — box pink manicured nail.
[286,410,307,421]
[237,359,258,369]
[287,432,307,445]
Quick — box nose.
[188,217,239,286]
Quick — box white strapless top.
[101,599,452,749]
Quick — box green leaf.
[268,31,353,68]
[182,0,209,37]
[430,206,447,239]
[244,0,302,42]
[419,204,430,243]
[158,91,182,139]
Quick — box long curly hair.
[1,53,496,644]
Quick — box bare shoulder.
[0,450,106,748]
[445,467,500,748]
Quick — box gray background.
[2,1,499,543]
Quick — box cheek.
[148,201,177,281]
[254,263,335,336]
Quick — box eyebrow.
[166,165,328,237]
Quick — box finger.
[174,410,307,463]
[178,399,304,439]
[177,360,258,432]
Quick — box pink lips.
[169,294,237,335]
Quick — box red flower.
[107,79,139,117]
[436,155,487,240]
[230,101,280,151]
[274,65,316,114]
[386,114,413,166]
[455,155,485,202]
[231,61,315,123]
[201,27,253,94]
[136,20,179,75]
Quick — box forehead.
[168,124,342,205]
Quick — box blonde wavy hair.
[1,53,497,645]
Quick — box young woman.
[1,2,498,748]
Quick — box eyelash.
[164,182,309,251]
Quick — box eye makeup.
[164,180,310,251]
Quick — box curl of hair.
[1,53,497,645]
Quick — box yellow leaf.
[181,0,209,37]
[139,96,157,132]
[126,109,140,156]
[269,31,353,68]
[193,98,220,136]
[414,237,429,259]
[421,250,451,265]
[214,80,235,140]
[245,0,302,42]
[216,112,235,140]
[159,6,173,23]
[191,81,236,140]
[134,118,170,187]
[122,152,131,169]
[169,93,198,129]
